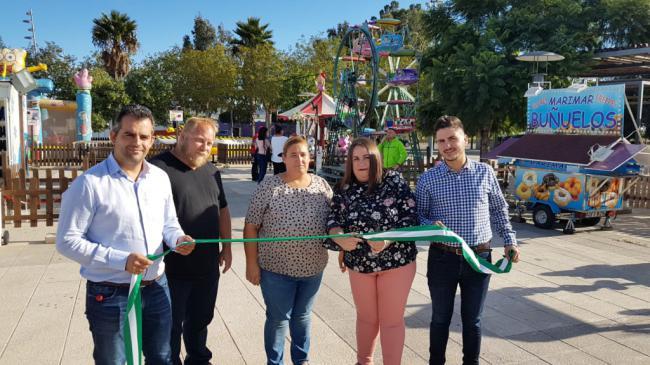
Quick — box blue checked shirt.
[415,159,516,247]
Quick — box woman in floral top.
[324,137,418,365]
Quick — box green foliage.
[89,68,131,131]
[238,44,283,118]
[91,10,139,79]
[173,45,237,114]
[191,15,218,51]
[596,0,650,47]
[232,17,274,53]
[26,42,77,101]
[182,35,193,51]
[418,0,638,156]
[125,51,179,125]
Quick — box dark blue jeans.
[168,271,220,365]
[260,269,323,365]
[427,248,491,365]
[85,274,172,365]
[255,153,268,183]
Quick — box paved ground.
[1,166,649,365]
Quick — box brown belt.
[94,275,161,288]
[430,242,491,255]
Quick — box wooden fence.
[30,142,175,168]
[1,167,80,227]
[625,175,650,209]
[216,143,253,165]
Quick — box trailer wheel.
[532,205,555,229]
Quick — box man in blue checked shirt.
[56,104,195,364]
[416,115,520,365]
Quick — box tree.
[418,0,618,157]
[91,10,139,79]
[125,51,179,125]
[232,17,273,53]
[592,0,650,47]
[182,35,193,51]
[191,15,217,51]
[326,21,350,39]
[172,45,237,115]
[238,44,283,122]
[25,41,77,101]
[0,36,6,49]
[90,67,131,131]
[216,24,234,47]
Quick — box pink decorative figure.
[316,71,326,92]
[74,68,93,90]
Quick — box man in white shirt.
[270,125,289,174]
[57,104,195,364]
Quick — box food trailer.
[489,84,649,234]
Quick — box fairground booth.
[488,45,650,234]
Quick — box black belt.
[93,275,161,288]
[430,242,491,255]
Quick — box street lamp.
[23,9,37,53]
[517,51,564,97]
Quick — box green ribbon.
[125,225,516,363]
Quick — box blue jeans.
[260,269,323,365]
[168,271,220,365]
[427,248,491,365]
[85,275,173,365]
[255,153,268,183]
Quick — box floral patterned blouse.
[324,170,418,273]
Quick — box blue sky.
[2,0,424,63]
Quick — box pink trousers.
[348,261,416,365]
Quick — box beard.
[180,144,210,168]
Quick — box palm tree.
[232,17,273,53]
[91,10,139,79]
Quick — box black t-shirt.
[149,151,228,279]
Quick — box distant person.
[255,127,271,183]
[377,128,407,170]
[56,104,195,364]
[270,125,289,174]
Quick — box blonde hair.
[183,117,217,135]
[282,136,309,156]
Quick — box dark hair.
[258,126,268,140]
[433,115,464,134]
[274,125,283,134]
[282,136,308,156]
[336,137,383,193]
[112,104,154,133]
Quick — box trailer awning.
[495,134,620,165]
[586,143,649,171]
[485,137,519,160]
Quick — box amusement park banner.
[527,84,625,136]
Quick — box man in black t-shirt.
[150,117,232,365]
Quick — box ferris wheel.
[331,23,379,136]
[331,19,420,136]
[371,18,419,134]
[326,18,421,170]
